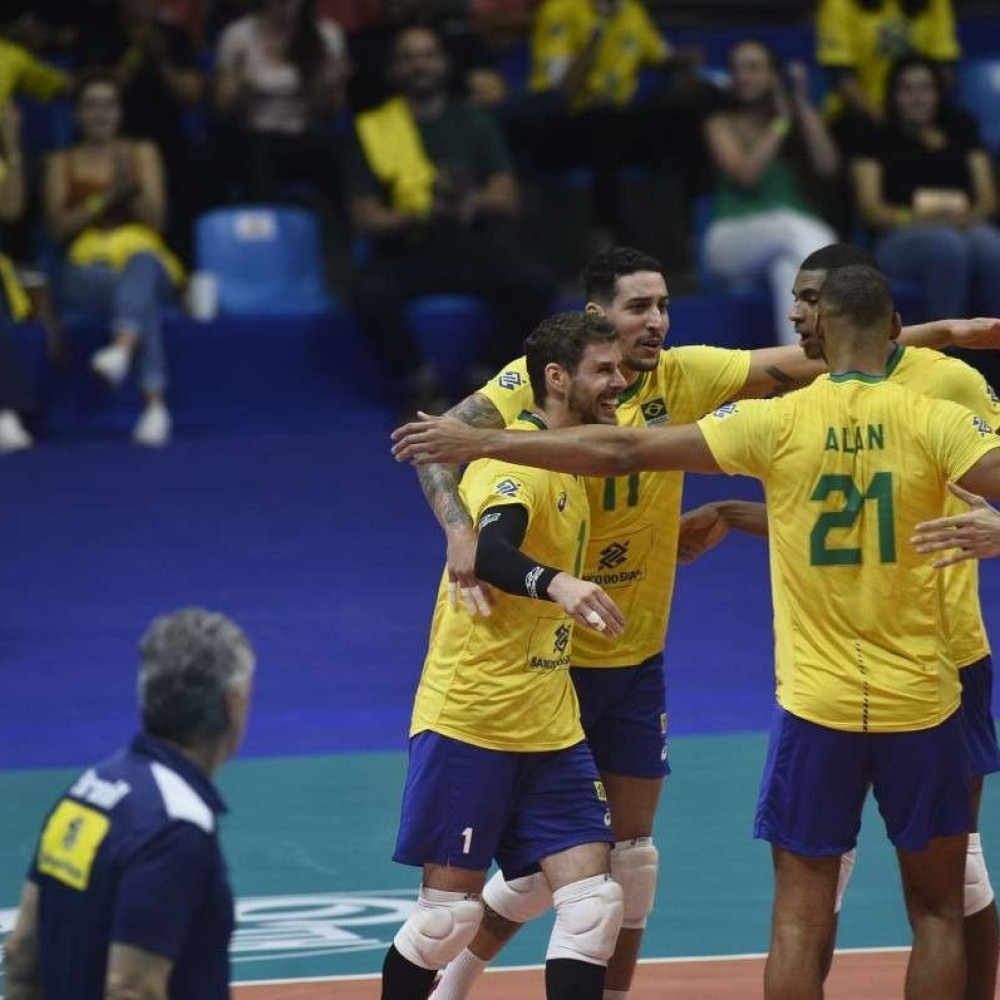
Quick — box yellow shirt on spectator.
[0,38,69,106]
[816,0,959,117]
[529,0,668,108]
[698,375,1000,733]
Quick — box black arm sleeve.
[474,505,561,600]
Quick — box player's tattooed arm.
[415,391,507,614]
[415,392,506,531]
[737,347,827,400]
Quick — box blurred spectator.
[347,24,554,416]
[516,0,708,245]
[816,0,960,153]
[851,56,1000,324]
[703,40,839,346]
[347,0,506,112]
[77,0,207,260]
[44,71,182,447]
[213,0,350,202]
[0,102,36,453]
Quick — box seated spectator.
[347,24,554,416]
[851,56,1000,326]
[816,0,960,153]
[213,0,350,202]
[76,0,207,261]
[703,40,839,346]
[44,71,182,447]
[0,102,36,454]
[519,0,708,244]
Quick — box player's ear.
[545,361,568,396]
[584,301,605,318]
[889,311,902,341]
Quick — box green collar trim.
[618,370,646,404]
[828,371,888,385]
[518,410,548,430]
[885,342,904,376]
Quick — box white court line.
[234,945,911,987]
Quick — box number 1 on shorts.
[461,826,473,854]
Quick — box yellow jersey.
[529,0,668,109]
[412,415,590,752]
[887,345,1000,668]
[816,0,960,117]
[698,374,1000,733]
[0,38,69,106]
[480,347,751,668]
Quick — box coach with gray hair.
[3,608,254,1000]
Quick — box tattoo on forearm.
[481,903,521,942]
[416,393,505,532]
[762,366,810,398]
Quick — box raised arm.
[416,392,507,614]
[394,415,720,476]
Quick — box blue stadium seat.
[957,59,1000,154]
[195,206,331,315]
[409,295,496,391]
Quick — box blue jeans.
[60,252,172,393]
[875,223,1000,320]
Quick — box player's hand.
[547,573,625,636]
[391,413,490,465]
[947,317,1000,349]
[445,524,494,616]
[677,503,728,564]
[911,482,1000,567]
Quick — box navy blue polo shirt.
[29,733,233,998]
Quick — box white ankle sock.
[434,948,488,999]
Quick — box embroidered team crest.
[641,398,669,426]
[498,371,523,390]
[711,402,739,419]
[494,478,521,497]
[972,416,994,437]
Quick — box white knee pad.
[835,848,856,915]
[546,874,624,967]
[393,887,483,971]
[966,833,996,917]
[609,837,659,930]
[482,869,553,924]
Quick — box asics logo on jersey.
[557,491,568,512]
[498,372,523,390]
[598,541,630,570]
[495,478,520,497]
[554,624,571,654]
[641,398,669,426]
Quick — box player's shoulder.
[484,356,530,392]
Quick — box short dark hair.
[139,608,254,747]
[525,312,618,407]
[819,265,894,330]
[583,247,663,304]
[800,243,877,272]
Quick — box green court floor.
[2,732,995,985]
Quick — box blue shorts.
[755,707,972,856]
[393,732,613,879]
[571,652,669,779]
[959,656,1000,778]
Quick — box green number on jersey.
[809,471,896,566]
[602,474,640,511]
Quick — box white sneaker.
[91,343,131,387]
[0,410,33,453]
[132,404,171,447]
